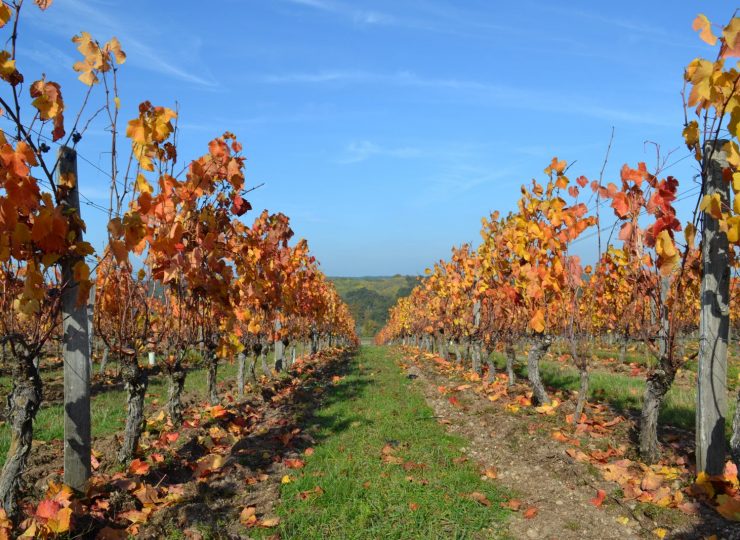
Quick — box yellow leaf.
[114,96,121,110]
[135,174,153,194]
[47,507,72,533]
[260,517,280,528]
[530,308,545,334]
[105,37,126,64]
[281,475,292,484]
[0,4,11,29]
[616,516,630,525]
[728,216,740,244]
[684,222,696,249]
[59,171,76,188]
[732,172,740,194]
[699,193,723,219]
[652,527,668,538]
[0,51,17,81]
[723,17,740,57]
[692,14,717,46]
[655,230,679,275]
[682,120,699,148]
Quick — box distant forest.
[330,275,419,337]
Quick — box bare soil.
[402,351,739,540]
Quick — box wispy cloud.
[280,0,395,26]
[258,69,676,127]
[24,0,218,87]
[336,140,423,164]
[414,164,521,206]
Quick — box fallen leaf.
[468,492,491,506]
[523,506,538,519]
[501,499,522,511]
[239,506,257,526]
[590,489,607,508]
[128,458,150,476]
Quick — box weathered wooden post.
[87,285,95,372]
[697,140,730,474]
[59,147,91,490]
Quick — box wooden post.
[697,140,730,475]
[58,147,91,490]
[87,285,95,372]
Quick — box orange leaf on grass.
[468,492,491,507]
[501,499,522,511]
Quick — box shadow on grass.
[500,356,697,435]
[137,349,374,535]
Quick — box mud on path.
[400,349,734,540]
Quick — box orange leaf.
[127,458,150,476]
[501,499,522,511]
[692,14,718,46]
[590,489,607,508]
[468,492,491,507]
[523,506,538,519]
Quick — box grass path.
[264,346,510,539]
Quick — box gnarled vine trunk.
[732,389,740,468]
[573,365,589,425]
[436,331,448,360]
[471,340,482,376]
[453,340,462,365]
[99,346,109,375]
[237,352,246,399]
[260,348,270,378]
[0,355,42,518]
[484,344,497,383]
[639,365,675,463]
[206,349,219,405]
[166,361,186,426]
[527,335,552,405]
[118,356,148,463]
[505,343,517,387]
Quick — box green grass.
[262,346,510,540]
[0,358,239,464]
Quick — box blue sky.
[13,0,731,276]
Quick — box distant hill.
[330,275,419,337]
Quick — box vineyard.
[376,11,740,539]
[0,1,738,539]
